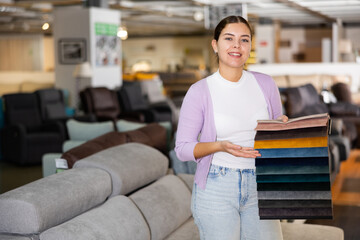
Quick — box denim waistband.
[211,164,255,174]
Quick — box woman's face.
[212,22,251,70]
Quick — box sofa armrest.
[329,102,360,117]
[281,222,344,240]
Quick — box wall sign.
[95,22,120,66]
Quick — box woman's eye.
[241,39,249,43]
[225,37,232,41]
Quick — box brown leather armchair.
[80,87,145,125]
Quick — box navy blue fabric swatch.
[256,147,329,158]
[256,174,330,183]
[255,157,329,167]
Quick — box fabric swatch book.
[254,113,333,220]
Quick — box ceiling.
[1,0,360,37]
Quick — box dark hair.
[213,16,253,41]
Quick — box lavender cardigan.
[175,71,283,190]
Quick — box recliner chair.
[0,93,66,165]
[35,88,69,122]
[35,88,96,138]
[117,81,172,124]
[80,87,146,127]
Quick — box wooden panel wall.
[0,35,43,71]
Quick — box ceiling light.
[117,26,128,40]
[194,10,204,21]
[42,22,50,30]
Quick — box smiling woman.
[211,16,253,82]
[175,15,287,240]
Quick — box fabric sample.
[257,182,331,191]
[257,147,329,158]
[254,136,328,149]
[257,191,332,200]
[256,174,330,183]
[258,200,332,208]
[255,117,329,131]
[255,157,329,167]
[256,165,330,175]
[254,126,328,140]
[259,207,333,219]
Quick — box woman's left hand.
[277,115,289,123]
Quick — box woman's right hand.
[220,141,261,158]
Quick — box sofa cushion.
[0,168,111,235]
[62,123,167,168]
[62,140,85,152]
[66,119,114,141]
[165,218,200,240]
[177,173,195,191]
[281,222,344,240]
[39,196,150,240]
[74,143,168,197]
[116,119,146,132]
[130,175,192,240]
[61,131,127,168]
[0,234,31,239]
[127,123,167,153]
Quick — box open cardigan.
[175,71,283,190]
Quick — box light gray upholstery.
[0,234,31,239]
[281,222,344,240]
[130,175,192,240]
[40,196,150,240]
[74,143,168,197]
[165,218,199,240]
[177,173,194,191]
[0,168,111,235]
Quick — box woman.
[175,16,288,240]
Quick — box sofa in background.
[62,122,167,168]
[0,143,344,240]
[42,119,172,177]
[0,93,66,165]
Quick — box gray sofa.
[0,143,344,240]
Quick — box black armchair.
[35,88,69,122]
[35,88,96,136]
[117,81,172,124]
[0,93,66,165]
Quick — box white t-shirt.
[207,70,269,169]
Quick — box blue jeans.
[191,164,283,240]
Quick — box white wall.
[89,8,121,88]
[122,35,213,72]
[53,6,121,107]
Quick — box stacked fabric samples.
[254,113,332,219]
